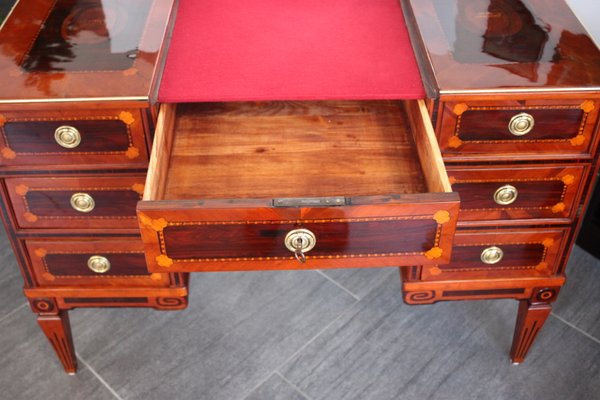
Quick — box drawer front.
[420,229,568,281]
[138,195,459,272]
[6,176,145,229]
[25,238,172,287]
[447,165,587,224]
[0,108,149,167]
[438,99,599,160]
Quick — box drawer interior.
[145,100,451,202]
[138,99,458,272]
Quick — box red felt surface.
[158,0,425,102]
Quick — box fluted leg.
[510,300,552,364]
[37,311,77,374]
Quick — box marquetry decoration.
[533,287,559,302]
[118,111,135,125]
[1,147,16,159]
[34,248,48,258]
[132,183,145,195]
[561,174,575,185]
[140,209,454,269]
[138,213,169,232]
[424,247,443,260]
[24,212,39,222]
[29,297,58,314]
[580,100,595,113]
[433,210,450,224]
[126,146,140,159]
[429,266,442,276]
[551,202,566,213]
[15,184,28,196]
[448,136,463,148]
[570,135,586,146]
[404,290,437,304]
[156,254,174,268]
[155,297,186,308]
[542,238,555,249]
[453,103,469,116]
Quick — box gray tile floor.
[1,224,600,400]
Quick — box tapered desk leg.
[37,311,78,374]
[510,300,552,364]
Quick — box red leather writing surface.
[158,0,425,102]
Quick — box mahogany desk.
[0,0,599,374]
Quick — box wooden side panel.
[404,99,452,193]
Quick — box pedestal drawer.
[420,228,569,281]
[438,98,600,161]
[25,237,172,287]
[138,100,460,272]
[447,164,587,225]
[6,175,145,229]
[0,108,149,168]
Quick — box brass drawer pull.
[87,255,111,273]
[494,185,518,205]
[70,193,95,213]
[508,113,534,136]
[481,246,504,265]
[284,228,316,264]
[54,125,82,148]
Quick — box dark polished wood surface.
[403,0,600,93]
[0,0,176,101]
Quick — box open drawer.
[137,100,459,272]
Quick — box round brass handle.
[494,185,518,206]
[481,246,504,265]
[284,228,316,263]
[87,255,111,274]
[54,125,81,148]
[508,113,534,136]
[70,192,95,213]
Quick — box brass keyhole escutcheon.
[494,185,518,206]
[54,125,82,148]
[87,255,111,273]
[284,228,316,264]
[70,192,95,213]
[508,113,534,136]
[481,246,504,265]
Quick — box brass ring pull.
[54,125,82,148]
[284,228,316,264]
[87,255,111,273]
[508,113,534,136]
[494,185,518,205]
[481,246,504,265]
[70,192,95,213]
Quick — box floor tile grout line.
[0,302,27,324]
[550,312,600,346]
[237,303,357,400]
[315,270,361,301]
[76,352,125,400]
[275,371,315,400]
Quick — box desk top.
[0,0,175,103]
[158,0,425,102]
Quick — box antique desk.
[1,0,599,374]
